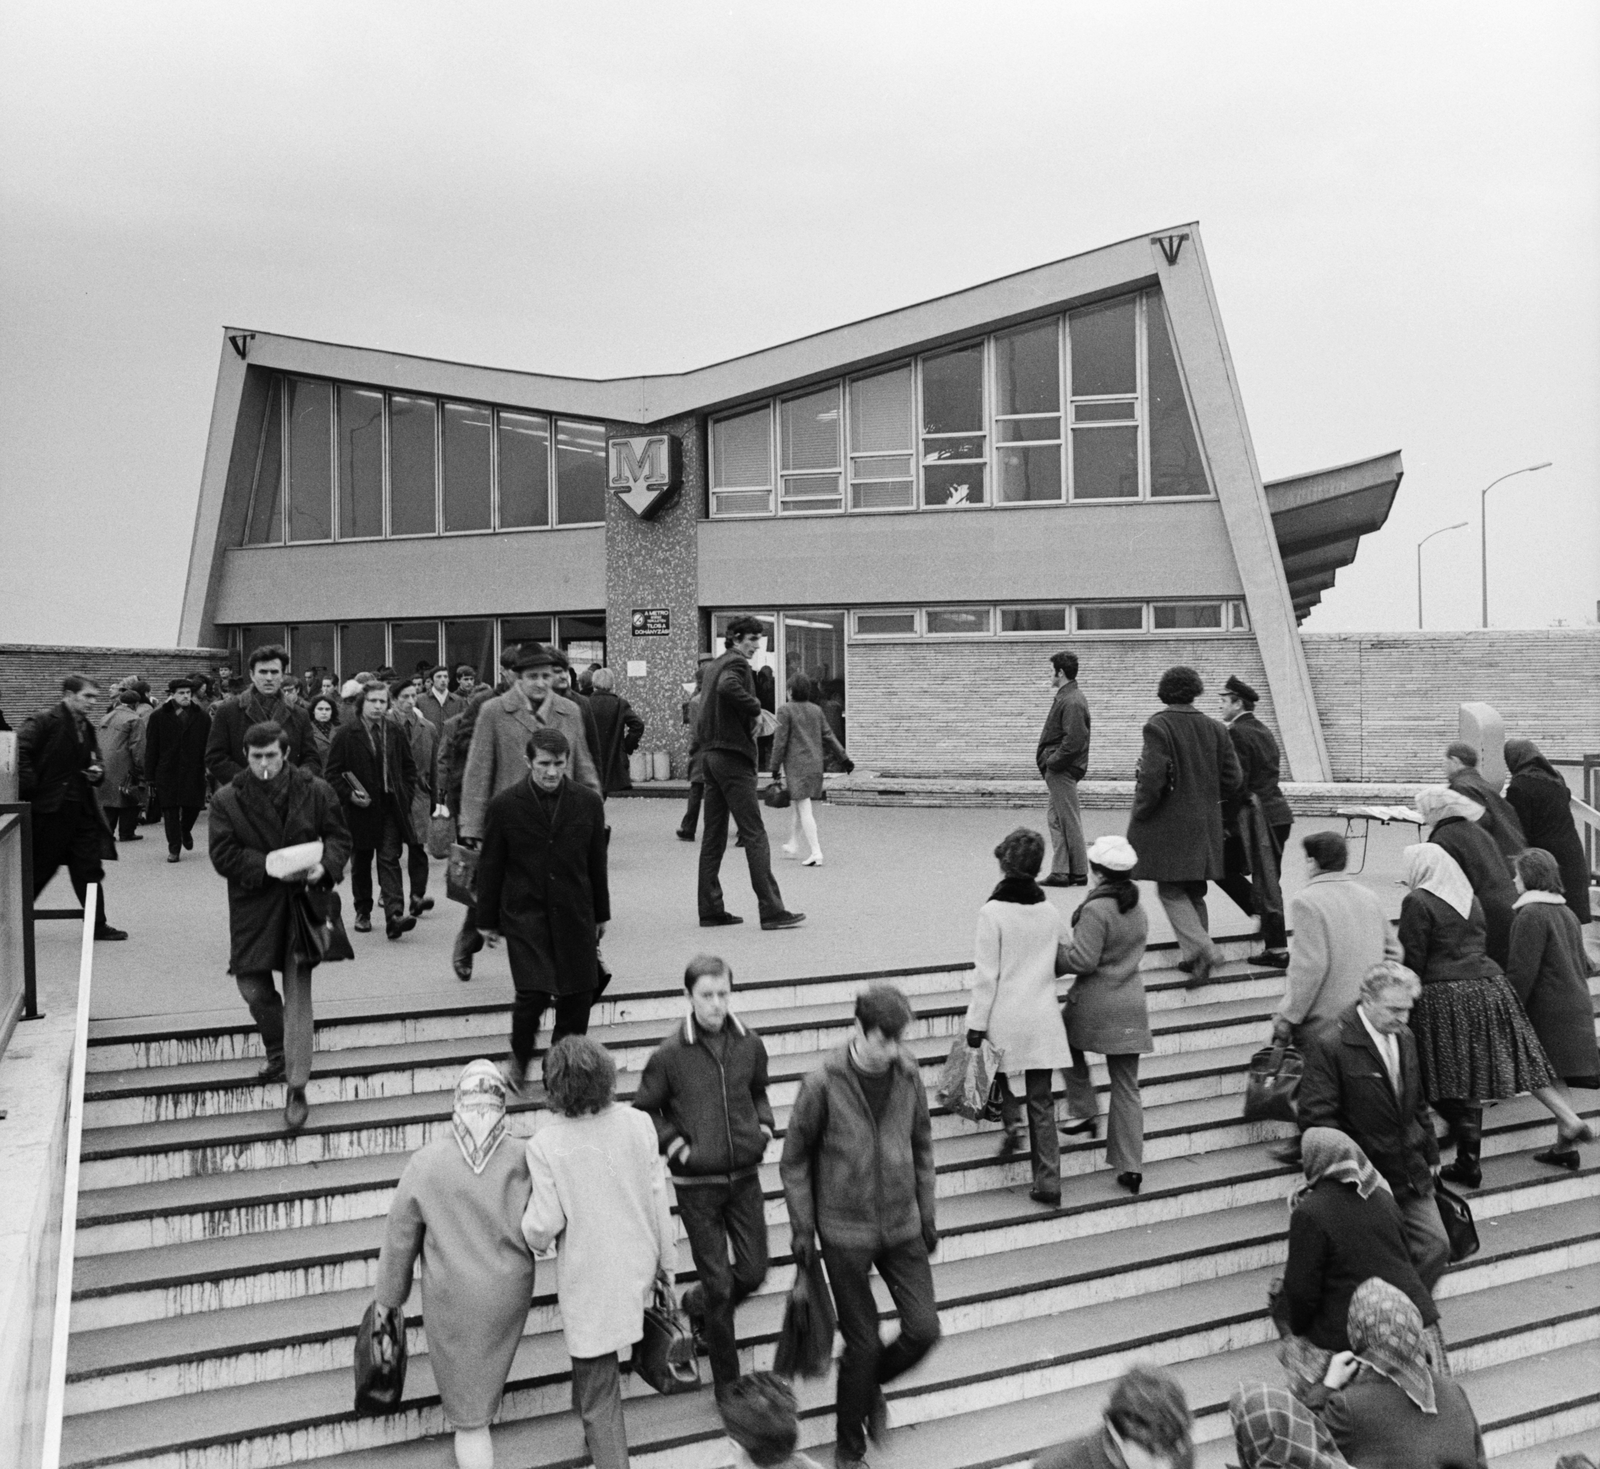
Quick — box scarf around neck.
[989,873,1046,905]
[1513,889,1567,909]
[1072,878,1140,925]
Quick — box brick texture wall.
[0,646,229,724]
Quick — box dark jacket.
[323,718,419,849]
[1322,1372,1488,1469]
[1283,1177,1437,1350]
[1505,899,1600,1082]
[563,688,605,782]
[1126,705,1243,883]
[780,1043,936,1251]
[1223,710,1293,829]
[208,766,351,975]
[1398,890,1502,988]
[1447,767,1526,860]
[206,690,321,785]
[1298,1002,1440,1196]
[475,776,609,997]
[634,1014,776,1181]
[18,702,108,815]
[1036,680,1091,780]
[1031,1429,1120,1469]
[143,701,212,808]
[695,650,764,766]
[589,689,645,794]
[1427,817,1517,967]
[415,688,464,742]
[1506,770,1592,925]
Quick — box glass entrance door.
[780,611,847,761]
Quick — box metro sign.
[608,434,682,520]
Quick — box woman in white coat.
[522,1036,677,1469]
[964,827,1075,1207]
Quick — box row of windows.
[241,378,609,545]
[709,290,1208,518]
[849,600,1250,639]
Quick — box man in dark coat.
[1126,666,1242,986]
[476,727,610,1090]
[18,673,126,939]
[550,654,605,783]
[586,668,645,795]
[144,678,212,862]
[1443,741,1526,860]
[206,643,321,785]
[389,679,439,919]
[1217,674,1294,968]
[1297,961,1450,1289]
[324,681,418,939]
[1032,1366,1194,1469]
[1036,650,1091,888]
[209,720,350,1131]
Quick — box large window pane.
[245,380,284,544]
[389,395,437,535]
[1152,601,1223,630]
[849,367,915,510]
[997,444,1062,502]
[923,461,986,507]
[337,386,384,539]
[289,623,337,681]
[497,411,550,528]
[339,621,387,676]
[287,378,332,542]
[920,344,983,433]
[442,403,493,532]
[557,614,607,670]
[712,407,773,515]
[1069,297,1138,398]
[391,621,440,678]
[444,620,494,684]
[925,605,992,635]
[781,387,841,471]
[499,616,553,653]
[1000,605,1068,633]
[556,420,607,525]
[1072,426,1139,500]
[1146,297,1209,498]
[995,320,1060,416]
[1075,603,1144,632]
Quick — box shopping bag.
[632,1276,701,1395]
[761,781,791,809]
[1242,1041,1303,1125]
[773,1252,837,1379]
[352,1301,407,1415]
[427,810,456,861]
[290,885,354,967]
[1435,1181,1479,1263]
[935,1037,1004,1123]
[446,842,479,906]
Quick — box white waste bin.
[652,749,672,782]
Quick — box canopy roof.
[1265,450,1403,620]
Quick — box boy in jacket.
[635,955,774,1392]
[780,983,940,1469]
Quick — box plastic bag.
[936,1037,1004,1123]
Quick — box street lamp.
[1481,462,1553,627]
[1417,522,1468,628]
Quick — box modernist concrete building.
[181,224,1400,781]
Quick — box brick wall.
[0,646,229,723]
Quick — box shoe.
[1250,950,1291,970]
[1065,874,1089,886]
[354,913,373,933]
[409,896,434,917]
[93,926,129,941]
[499,1054,528,1094]
[761,911,806,931]
[801,855,824,866]
[1039,874,1076,887]
[997,1130,1024,1160]
[1029,1187,1061,1207]
[867,1389,890,1447]
[1270,1142,1304,1167]
[1176,959,1195,974]
[121,833,144,842]
[386,914,418,940]
[1117,1171,1143,1194]
[700,913,744,927]
[166,851,180,863]
[836,1456,869,1469]
[284,1086,309,1132]
[182,831,194,851]
[257,1055,286,1083]
[675,829,696,842]
[452,926,484,980]
[1532,1146,1581,1171]
[1060,1117,1097,1139]
[1183,953,1213,989]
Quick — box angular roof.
[1265,450,1403,620]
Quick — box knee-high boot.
[1437,1101,1483,1189]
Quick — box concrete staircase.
[62,941,1600,1469]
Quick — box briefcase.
[631,1277,701,1395]
[1435,1180,1480,1262]
[446,842,478,906]
[1242,1041,1303,1125]
[352,1301,407,1415]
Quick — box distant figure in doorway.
[206,643,321,783]
[586,667,645,796]
[771,674,852,866]
[1217,675,1293,968]
[1036,650,1090,888]
[1443,741,1525,860]
[144,678,212,862]
[1504,737,1593,927]
[390,679,438,919]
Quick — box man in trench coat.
[476,726,610,1091]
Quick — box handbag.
[773,1252,837,1379]
[1242,1041,1304,1125]
[935,1037,1004,1124]
[290,885,354,967]
[631,1276,701,1395]
[352,1300,408,1415]
[427,809,456,861]
[761,781,791,809]
[1435,1180,1480,1263]
[446,842,479,906]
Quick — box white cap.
[341,679,366,700]
[1087,834,1138,872]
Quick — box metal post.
[1415,522,1467,630]
[1480,462,1553,627]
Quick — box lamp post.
[1417,522,1468,629]
[1481,462,1553,627]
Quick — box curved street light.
[1417,522,1468,628]
[1481,462,1553,627]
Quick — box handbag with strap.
[1435,1180,1480,1263]
[352,1300,408,1415]
[446,842,479,906]
[761,781,791,809]
[289,884,355,967]
[1242,1041,1304,1125]
[631,1276,701,1395]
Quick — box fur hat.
[510,643,559,672]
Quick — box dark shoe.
[1183,953,1213,989]
[1029,1187,1061,1207]
[284,1086,309,1132]
[1270,1142,1303,1167]
[867,1389,889,1448]
[1060,1116,1097,1138]
[1039,874,1076,888]
[408,896,434,917]
[257,1055,286,1083]
[386,913,417,940]
[835,1456,869,1469]
[997,1130,1024,1160]
[452,927,483,980]
[166,851,181,863]
[1250,950,1291,970]
[675,829,696,842]
[761,911,806,931]
[499,1054,528,1095]
[1064,874,1089,886]
[353,913,373,933]
[182,831,194,851]
[700,913,744,927]
[121,832,144,842]
[1532,1145,1581,1172]
[94,926,129,941]
[1438,1157,1482,1188]
[1176,959,1195,974]
[1116,1171,1143,1194]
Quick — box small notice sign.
[631,609,671,637]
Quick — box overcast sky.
[1,0,1595,647]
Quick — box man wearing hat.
[1217,675,1293,969]
[143,678,213,861]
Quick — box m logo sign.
[608,435,682,520]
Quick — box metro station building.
[180,225,1401,782]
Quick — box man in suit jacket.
[476,727,609,1090]
[206,643,321,785]
[1298,961,1450,1289]
[415,665,464,745]
[1217,674,1294,968]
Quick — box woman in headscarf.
[1227,1383,1347,1468]
[373,1060,535,1469]
[1504,738,1592,926]
[1399,843,1578,1188]
[1317,1278,1489,1469]
[1412,786,1518,966]
[1055,834,1152,1196]
[307,694,339,766]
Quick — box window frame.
[991,318,1065,508]
[851,607,921,639]
[284,376,336,545]
[709,402,778,518]
[917,339,990,511]
[846,362,917,513]
[777,384,845,517]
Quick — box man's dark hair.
[787,674,813,703]
[724,615,765,646]
[247,643,289,671]
[1156,665,1204,706]
[1445,741,1478,766]
[1514,847,1564,895]
[456,663,477,679]
[428,664,448,679]
[243,720,288,752]
[61,673,99,695]
[1106,1365,1193,1459]
[718,1371,800,1466]
[994,826,1046,879]
[854,982,912,1041]
[526,727,571,760]
[542,1036,616,1116]
[1050,651,1079,680]
[389,678,417,700]
[1301,831,1348,872]
[684,954,732,993]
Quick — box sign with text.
[608,434,681,520]
[631,609,671,638]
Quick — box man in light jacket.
[1036,650,1091,888]
[780,983,940,1469]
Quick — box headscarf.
[1504,737,1565,786]
[1401,843,1475,921]
[1229,1383,1348,1468]
[1412,785,1485,828]
[451,1059,509,1175]
[1347,1276,1437,1414]
[1292,1127,1392,1211]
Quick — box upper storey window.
[920,343,986,507]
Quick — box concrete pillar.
[1458,702,1507,786]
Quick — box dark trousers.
[997,1069,1061,1197]
[237,960,313,1087]
[404,842,428,901]
[823,1235,941,1460]
[31,802,112,930]
[510,985,594,1066]
[698,749,784,922]
[1217,822,1293,949]
[162,804,202,853]
[678,779,703,838]
[114,805,141,840]
[350,808,404,919]
[1064,1049,1144,1174]
[569,1352,628,1469]
[676,1173,770,1385]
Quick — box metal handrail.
[0,802,43,1064]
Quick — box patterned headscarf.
[1292,1127,1392,1211]
[1347,1276,1437,1414]
[1401,843,1476,921]
[1229,1383,1348,1467]
[451,1059,510,1175]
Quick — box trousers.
[1043,770,1087,877]
[1157,880,1218,966]
[350,807,404,919]
[510,985,594,1066]
[404,840,428,901]
[1064,1049,1144,1174]
[31,801,113,930]
[997,1069,1061,1197]
[1396,1182,1452,1292]
[677,779,703,838]
[569,1352,629,1469]
[1217,822,1293,948]
[236,959,313,1087]
[162,804,203,854]
[675,1172,770,1385]
[697,750,785,923]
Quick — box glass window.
[1074,603,1144,632]
[921,343,986,507]
[236,626,288,663]
[336,386,384,539]
[779,387,842,513]
[996,445,1062,503]
[925,605,992,636]
[711,407,774,516]
[1229,600,1250,630]
[1072,426,1140,500]
[500,616,553,652]
[443,403,493,532]
[497,411,550,528]
[994,320,1062,505]
[556,420,607,525]
[849,366,914,510]
[1000,605,1068,633]
[391,621,440,678]
[286,378,333,542]
[444,620,494,683]
[1146,295,1209,498]
[853,609,918,637]
[389,395,438,535]
[1069,297,1138,398]
[244,379,284,544]
[339,621,387,675]
[558,614,607,669]
[289,623,337,681]
[1152,601,1223,630]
